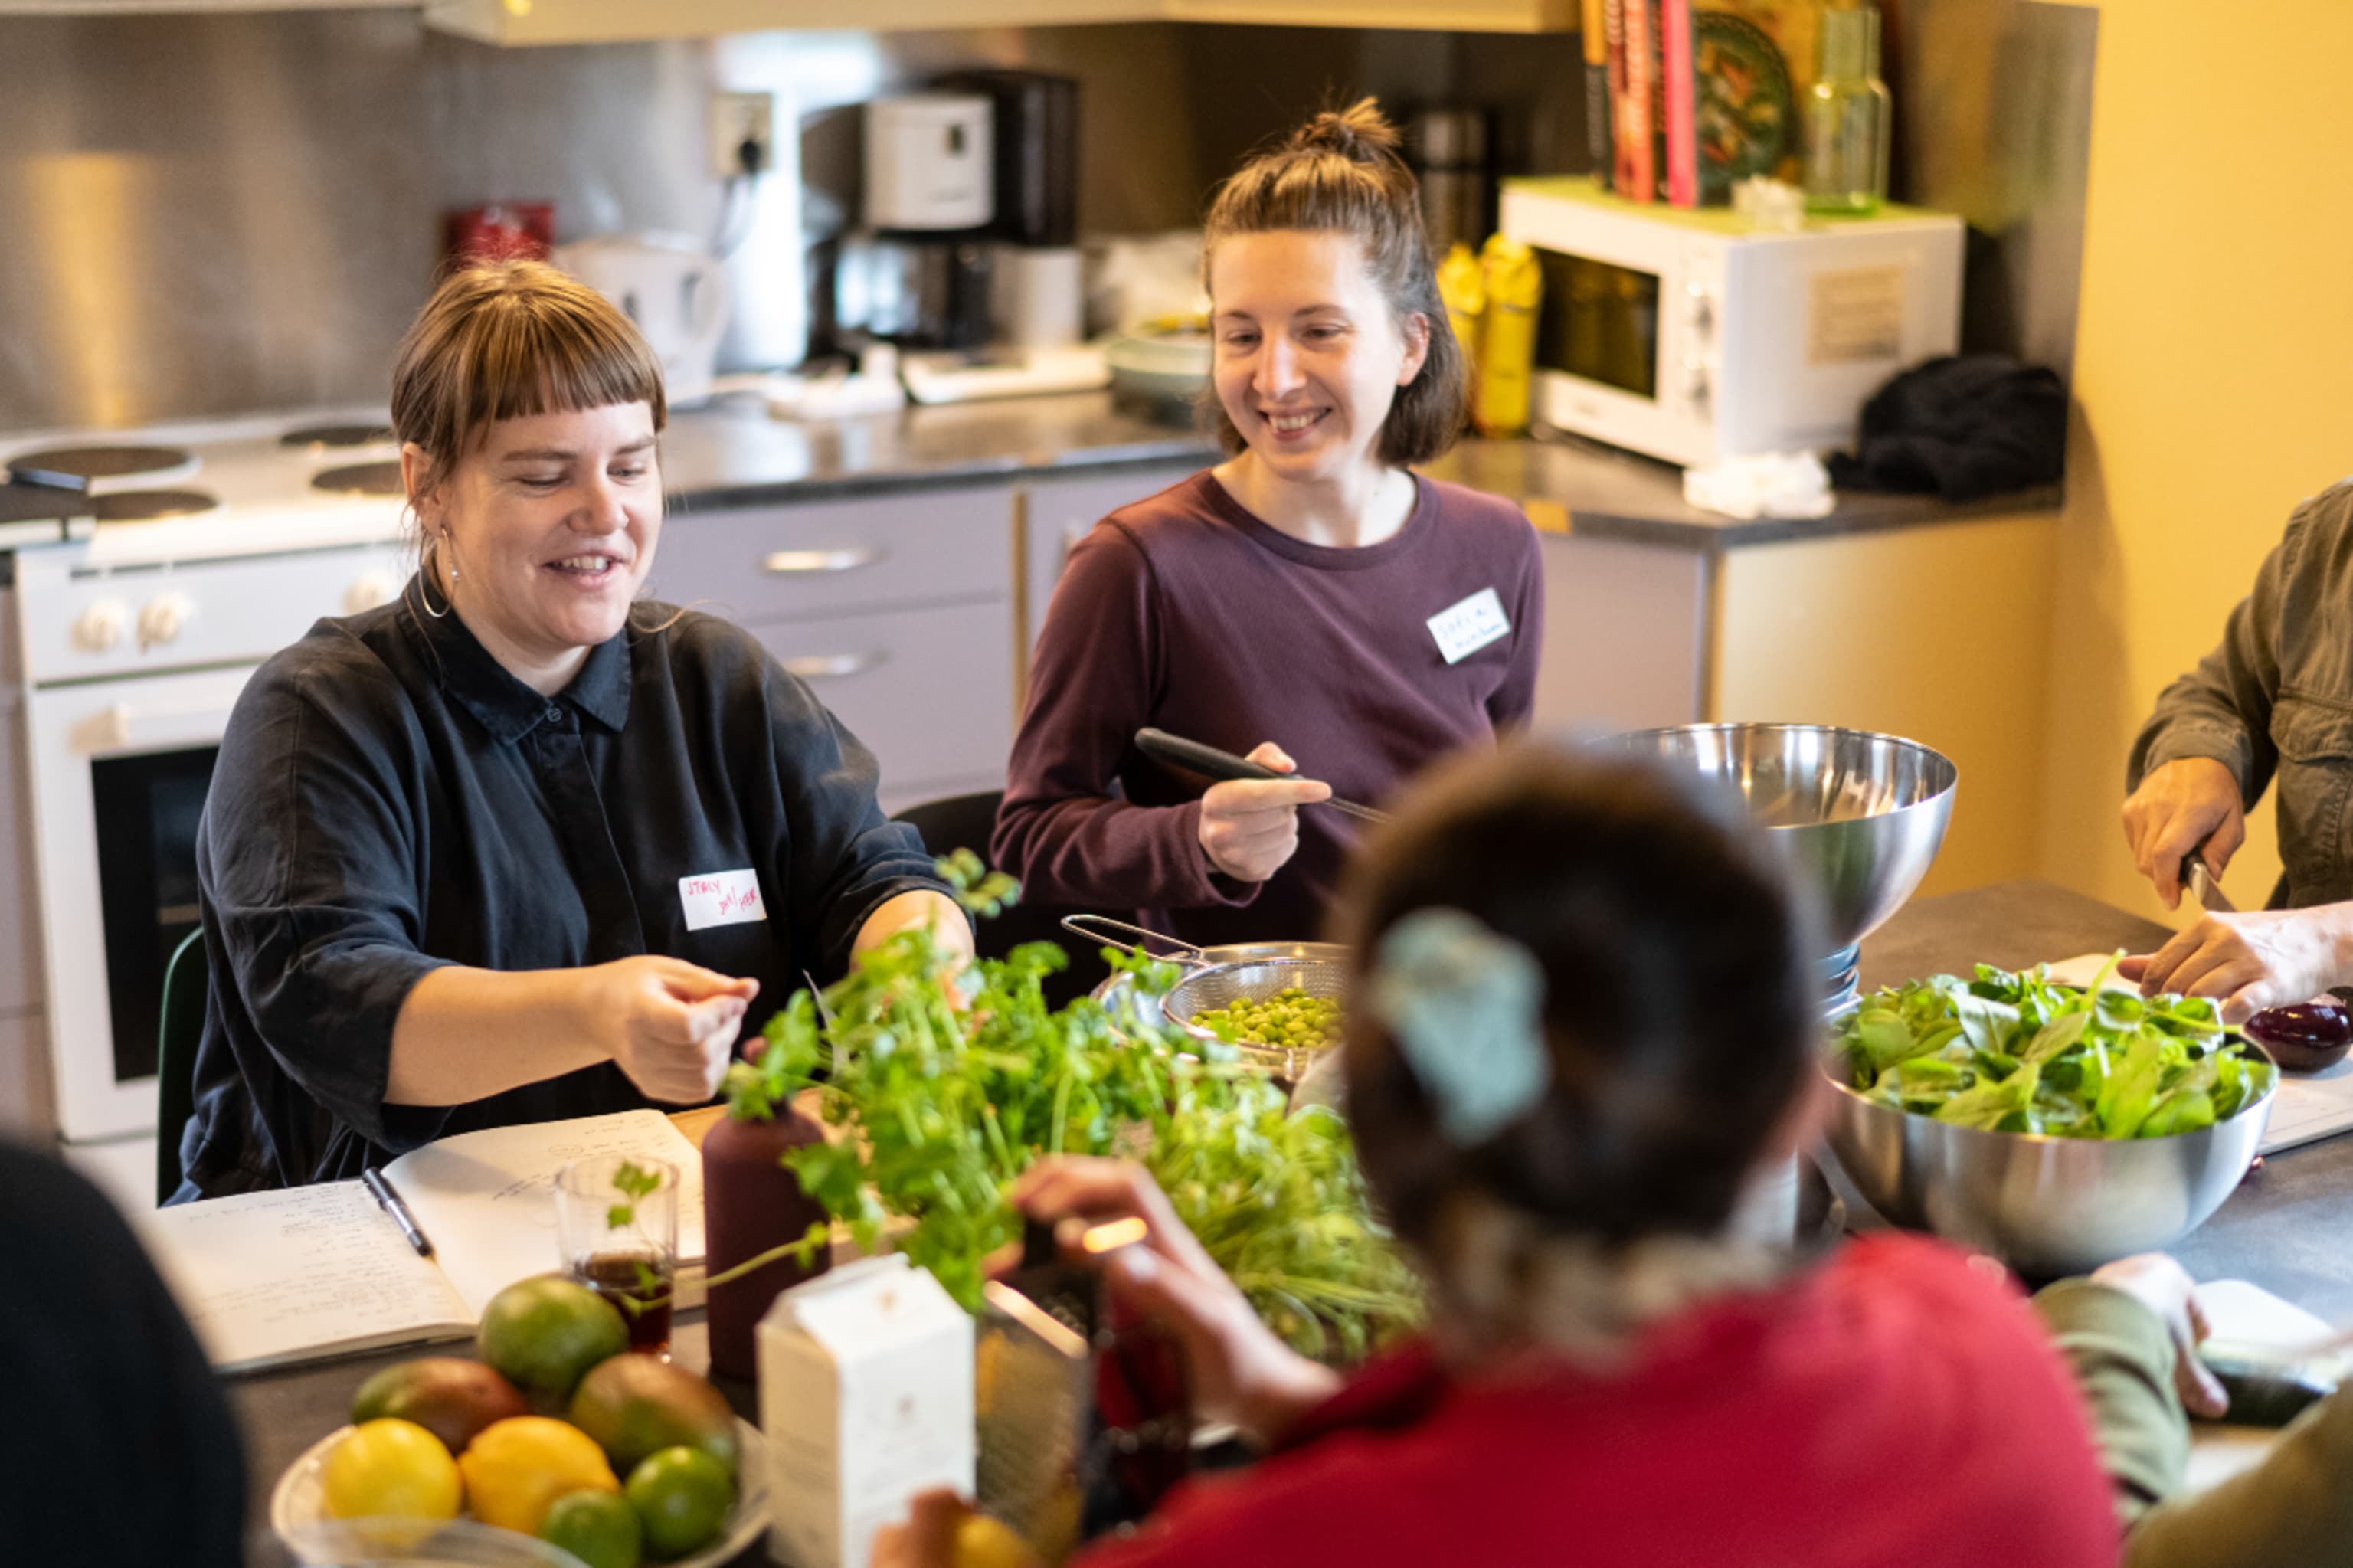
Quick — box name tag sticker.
[1427,588,1512,665]
[679,869,767,931]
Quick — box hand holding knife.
[1134,728,1391,826]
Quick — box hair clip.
[1369,908,1551,1146]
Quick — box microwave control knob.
[1678,359,1713,407]
[345,571,398,615]
[1682,283,1716,339]
[138,592,195,649]
[73,599,127,653]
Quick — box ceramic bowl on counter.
[1821,1044,2276,1278]
[1105,318,1211,427]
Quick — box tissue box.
[760,1254,976,1568]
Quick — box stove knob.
[73,599,127,653]
[345,571,398,615]
[138,592,194,650]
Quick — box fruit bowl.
[272,1418,767,1568]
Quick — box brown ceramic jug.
[701,1102,830,1379]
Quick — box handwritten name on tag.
[679,869,767,931]
[1427,588,1512,665]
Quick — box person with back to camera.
[890,742,2122,1568]
[993,100,1544,947]
[174,261,965,1198]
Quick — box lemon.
[954,1511,1042,1568]
[477,1276,630,1402]
[457,1416,620,1535]
[623,1445,733,1559]
[541,1488,646,1568]
[322,1418,464,1523]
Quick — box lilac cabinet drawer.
[652,488,1010,623]
[748,599,1013,803]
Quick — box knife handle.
[1134,728,1278,784]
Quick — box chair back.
[154,929,209,1205]
[889,791,1110,1011]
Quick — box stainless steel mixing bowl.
[1619,725,1958,1010]
[1821,1048,2276,1277]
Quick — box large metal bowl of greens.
[1823,963,2277,1277]
[1618,724,1955,1010]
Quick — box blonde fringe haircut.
[390,260,689,636]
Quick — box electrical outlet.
[709,90,775,180]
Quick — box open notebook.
[137,1109,706,1374]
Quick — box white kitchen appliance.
[555,233,730,405]
[4,416,407,1191]
[1499,178,1964,468]
[864,94,994,234]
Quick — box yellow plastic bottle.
[1474,235,1542,438]
[1435,241,1486,376]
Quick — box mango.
[567,1354,739,1478]
[350,1357,530,1455]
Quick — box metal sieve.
[1060,914,1351,1079]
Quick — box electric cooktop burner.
[88,489,221,523]
[310,460,404,497]
[8,444,201,494]
[281,423,393,450]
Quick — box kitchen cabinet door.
[745,601,1016,815]
[652,486,1012,627]
[1530,532,1709,732]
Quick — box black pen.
[362,1167,434,1257]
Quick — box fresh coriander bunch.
[724,853,1424,1358]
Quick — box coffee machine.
[836,70,1104,401]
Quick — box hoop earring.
[417,532,456,620]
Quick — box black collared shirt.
[178,582,942,1196]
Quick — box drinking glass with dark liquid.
[555,1154,679,1357]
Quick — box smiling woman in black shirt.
[175,264,964,1197]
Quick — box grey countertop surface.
[656,391,2063,548]
[230,879,2351,1567]
[0,392,2060,550]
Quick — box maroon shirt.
[993,468,1543,945]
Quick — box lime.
[624,1445,734,1559]
[477,1276,629,1401]
[541,1488,646,1568]
[322,1418,463,1523]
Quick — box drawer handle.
[782,650,889,680]
[763,545,889,574]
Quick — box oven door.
[25,666,250,1143]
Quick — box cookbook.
[137,1109,707,1373]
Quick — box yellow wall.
[1713,514,2057,901]
[2035,0,2353,924]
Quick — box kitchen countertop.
[0,393,2060,555]
[227,879,2353,1566]
[657,391,2063,548]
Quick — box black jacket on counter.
[177,583,941,1197]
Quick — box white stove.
[3,412,414,1179]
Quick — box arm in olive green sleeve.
[2032,1279,2191,1530]
[2121,1390,2353,1568]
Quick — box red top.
[993,469,1543,946]
[1081,1236,2119,1568]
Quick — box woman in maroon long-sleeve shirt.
[993,100,1543,944]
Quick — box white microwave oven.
[1498,178,1964,468]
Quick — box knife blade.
[1133,728,1392,826]
[2185,853,2237,915]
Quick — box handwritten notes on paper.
[138,1183,472,1372]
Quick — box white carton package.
[760,1253,977,1568]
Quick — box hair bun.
[1293,97,1402,164]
